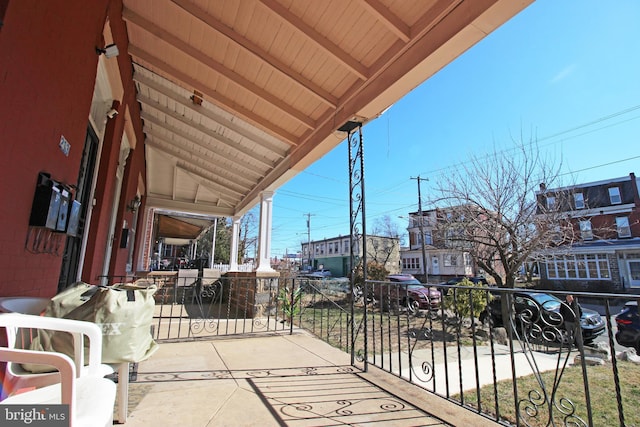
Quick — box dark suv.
[479,291,605,344]
[372,274,441,314]
[615,301,640,352]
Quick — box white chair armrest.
[0,347,75,406]
[0,313,103,376]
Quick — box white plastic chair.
[0,313,116,427]
[0,313,113,396]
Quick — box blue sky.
[268,0,640,258]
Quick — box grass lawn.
[455,361,640,427]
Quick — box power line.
[421,104,640,178]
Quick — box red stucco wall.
[0,1,109,296]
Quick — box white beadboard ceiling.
[121,0,533,218]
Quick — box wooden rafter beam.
[359,0,410,42]
[137,94,275,170]
[146,138,247,200]
[133,69,289,158]
[257,0,369,80]
[165,1,338,109]
[128,44,301,146]
[121,14,316,130]
[142,125,263,188]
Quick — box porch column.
[229,216,241,272]
[256,191,276,273]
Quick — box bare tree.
[371,215,404,243]
[429,141,570,288]
[369,215,403,266]
[239,209,258,263]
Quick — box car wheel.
[636,340,640,354]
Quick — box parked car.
[439,276,488,287]
[479,291,605,344]
[615,301,640,352]
[371,274,441,314]
[299,268,332,279]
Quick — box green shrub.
[443,278,488,321]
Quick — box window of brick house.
[579,220,593,240]
[443,254,458,267]
[616,216,631,238]
[574,192,585,209]
[546,196,556,210]
[609,187,622,204]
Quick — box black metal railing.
[99,272,639,426]
[344,281,640,427]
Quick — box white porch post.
[229,216,241,272]
[256,191,276,273]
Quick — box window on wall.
[616,216,631,238]
[546,196,556,210]
[424,230,432,245]
[574,192,585,209]
[609,187,622,204]
[545,254,610,280]
[464,253,472,266]
[402,257,420,270]
[579,220,593,240]
[443,254,458,267]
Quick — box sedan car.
[372,274,441,314]
[615,301,640,352]
[479,291,605,344]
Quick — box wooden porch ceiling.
[120,0,533,218]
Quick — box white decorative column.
[229,216,241,272]
[256,191,276,273]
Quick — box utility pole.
[304,213,315,270]
[411,176,429,284]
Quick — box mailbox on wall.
[66,200,81,237]
[29,172,62,229]
[56,187,70,232]
[29,172,80,234]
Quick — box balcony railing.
[100,272,639,426]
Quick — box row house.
[301,235,401,277]
[400,208,475,283]
[535,173,640,292]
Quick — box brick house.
[400,209,476,283]
[535,173,640,292]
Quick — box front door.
[628,260,640,288]
[432,256,439,275]
[57,126,99,291]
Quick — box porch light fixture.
[96,43,119,59]
[126,195,142,213]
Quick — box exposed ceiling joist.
[133,69,289,156]
[138,100,276,170]
[156,1,338,108]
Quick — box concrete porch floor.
[120,330,499,427]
